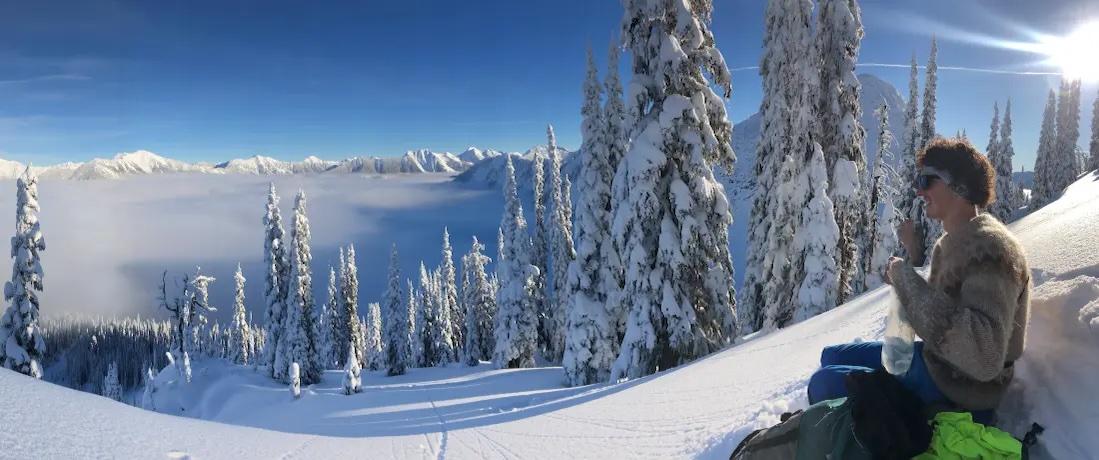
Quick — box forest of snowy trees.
[4,0,1098,410]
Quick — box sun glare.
[1045,22,1099,82]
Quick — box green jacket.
[914,412,1022,459]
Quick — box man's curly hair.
[916,137,996,207]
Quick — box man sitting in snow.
[806,138,1031,422]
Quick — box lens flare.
[1043,22,1099,82]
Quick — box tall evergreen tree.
[742,0,817,332]
[185,267,216,355]
[262,183,290,379]
[229,263,250,365]
[364,302,385,371]
[603,39,630,341]
[0,169,46,378]
[1054,79,1083,193]
[383,245,411,376]
[102,361,121,401]
[545,124,575,364]
[529,143,549,351]
[280,190,320,384]
[917,38,941,264]
[865,103,900,289]
[342,245,364,368]
[564,48,619,386]
[1089,88,1099,172]
[990,100,1017,221]
[895,55,921,245]
[439,228,462,360]
[406,278,421,366]
[986,102,1001,171]
[1032,90,1059,208]
[494,155,540,369]
[315,265,337,368]
[462,237,496,365]
[814,0,866,301]
[610,0,738,380]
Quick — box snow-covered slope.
[4,172,1095,459]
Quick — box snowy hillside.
[4,171,1096,459]
[0,147,505,181]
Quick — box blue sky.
[0,0,1096,170]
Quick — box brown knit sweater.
[888,213,1031,410]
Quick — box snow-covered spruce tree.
[462,237,496,366]
[407,279,422,366]
[917,37,941,265]
[545,124,575,364]
[814,0,866,301]
[383,245,412,376]
[318,264,340,369]
[1032,90,1059,209]
[102,361,122,401]
[603,39,630,341]
[416,263,436,366]
[341,245,364,369]
[494,155,540,369]
[186,268,216,355]
[430,267,455,364]
[365,302,384,371]
[529,145,549,355]
[1054,79,1083,194]
[1089,88,1099,172]
[742,0,817,333]
[342,342,362,395]
[262,183,291,379]
[229,264,250,365]
[439,228,462,360]
[985,102,1001,172]
[0,169,47,378]
[990,101,1016,221]
[564,48,619,386]
[895,55,921,250]
[280,190,321,385]
[794,145,840,322]
[141,367,157,410]
[610,0,738,379]
[863,103,900,289]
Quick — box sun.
[1045,22,1099,82]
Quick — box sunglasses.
[916,174,940,191]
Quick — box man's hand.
[884,256,905,286]
[897,219,918,258]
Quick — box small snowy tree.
[794,146,840,322]
[383,245,412,376]
[342,343,362,395]
[545,124,575,364]
[564,48,619,386]
[365,302,384,371]
[186,268,216,354]
[102,361,122,401]
[494,155,540,369]
[262,183,291,380]
[280,190,320,385]
[462,237,496,366]
[1033,90,1059,209]
[289,362,301,399]
[141,367,157,410]
[0,169,47,378]
[229,264,250,365]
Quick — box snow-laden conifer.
[603,39,630,341]
[262,183,290,379]
[815,0,866,301]
[341,246,364,368]
[991,101,1018,221]
[545,124,575,363]
[0,169,47,378]
[289,362,300,399]
[462,237,496,365]
[1089,88,1099,172]
[610,0,738,379]
[794,145,840,322]
[407,279,421,366]
[229,264,250,365]
[364,302,384,371]
[530,143,549,351]
[863,104,900,289]
[494,155,540,369]
[1033,91,1059,209]
[917,38,941,264]
[439,228,462,359]
[895,56,921,244]
[383,245,412,376]
[342,343,362,395]
[141,367,156,410]
[280,190,320,384]
[742,0,817,333]
[102,361,122,401]
[1054,79,1083,193]
[564,48,618,385]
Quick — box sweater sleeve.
[889,261,1021,382]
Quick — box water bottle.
[882,292,916,375]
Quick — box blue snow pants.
[807,341,994,424]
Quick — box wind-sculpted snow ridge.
[2,172,1097,459]
[0,147,506,181]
